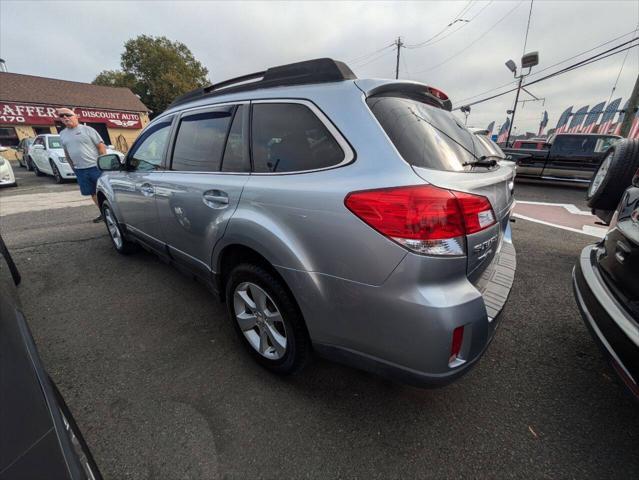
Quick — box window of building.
[0,127,19,147]
[34,127,52,136]
[251,103,344,173]
[221,106,249,173]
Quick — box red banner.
[0,102,142,129]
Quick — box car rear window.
[367,96,496,171]
[251,103,345,173]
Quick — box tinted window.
[367,96,492,171]
[520,142,538,149]
[172,109,232,172]
[553,135,597,155]
[129,117,173,172]
[34,137,44,146]
[252,103,344,173]
[222,106,249,172]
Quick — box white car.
[27,134,121,184]
[0,147,17,187]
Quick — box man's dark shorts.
[75,166,101,196]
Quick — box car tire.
[25,156,33,171]
[50,161,63,184]
[587,139,639,211]
[226,263,311,375]
[101,201,138,254]
[32,160,44,176]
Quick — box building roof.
[0,72,150,113]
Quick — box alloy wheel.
[589,152,612,198]
[233,282,288,360]
[103,206,123,250]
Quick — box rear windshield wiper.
[463,156,498,167]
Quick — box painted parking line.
[513,200,608,238]
[0,190,93,216]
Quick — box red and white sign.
[0,102,142,129]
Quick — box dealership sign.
[0,102,142,129]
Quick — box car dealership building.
[0,72,150,155]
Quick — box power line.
[453,38,639,109]
[522,0,534,55]
[403,0,474,49]
[607,23,638,104]
[347,43,395,65]
[454,28,639,105]
[405,1,494,50]
[412,1,525,74]
[353,47,395,70]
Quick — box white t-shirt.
[59,125,104,169]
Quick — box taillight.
[344,184,496,256]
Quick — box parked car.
[0,146,17,187]
[94,58,517,387]
[0,235,102,478]
[27,134,120,183]
[573,143,639,400]
[27,134,76,183]
[511,139,546,150]
[15,137,34,168]
[503,133,621,183]
[587,138,639,224]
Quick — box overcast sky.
[1,0,637,133]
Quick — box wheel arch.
[217,243,313,346]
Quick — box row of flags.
[485,98,639,143]
[554,98,638,137]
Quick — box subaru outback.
[95,58,516,387]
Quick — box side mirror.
[543,143,552,149]
[97,153,123,171]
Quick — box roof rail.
[168,58,356,109]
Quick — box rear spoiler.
[365,82,453,111]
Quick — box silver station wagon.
[96,58,517,387]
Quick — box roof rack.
[168,58,357,109]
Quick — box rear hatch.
[365,91,516,280]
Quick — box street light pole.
[505,76,523,147]
[504,51,539,147]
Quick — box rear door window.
[172,108,233,172]
[367,96,490,171]
[251,103,345,173]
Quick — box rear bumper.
[572,245,639,399]
[279,234,516,387]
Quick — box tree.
[92,35,209,116]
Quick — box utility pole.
[619,73,639,138]
[395,37,403,80]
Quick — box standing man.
[57,108,107,222]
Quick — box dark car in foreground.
[504,133,620,183]
[573,153,639,400]
[0,236,101,479]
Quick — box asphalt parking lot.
[2,164,638,479]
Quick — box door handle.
[139,183,155,197]
[203,190,229,208]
